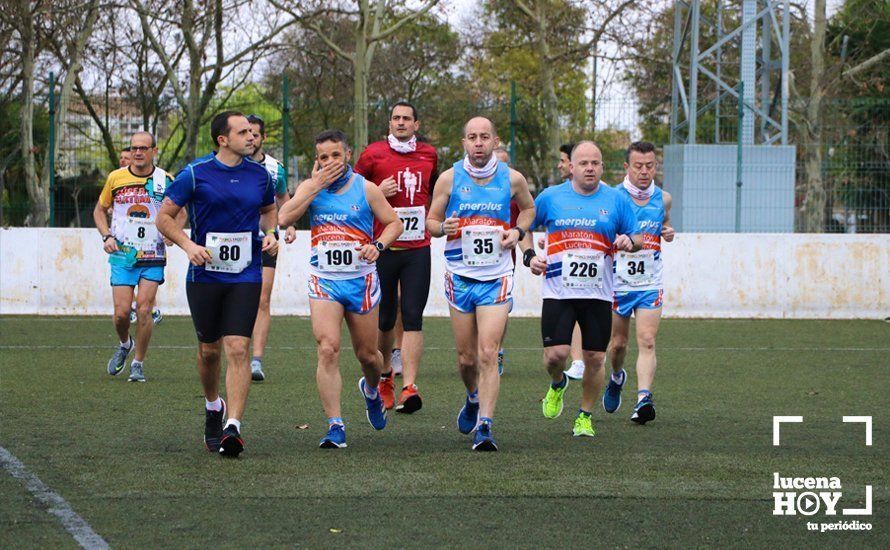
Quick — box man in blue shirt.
[157,111,278,458]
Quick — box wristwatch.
[374,241,385,252]
[102,234,114,242]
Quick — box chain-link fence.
[2,77,887,233]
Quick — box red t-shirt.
[354,140,439,249]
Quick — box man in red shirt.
[354,101,438,413]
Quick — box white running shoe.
[564,360,585,380]
[391,348,403,376]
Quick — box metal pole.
[736,81,744,232]
[688,0,700,144]
[509,80,516,165]
[48,71,56,227]
[282,74,290,188]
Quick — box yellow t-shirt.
[99,166,173,266]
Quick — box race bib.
[461,226,502,266]
[562,249,605,289]
[205,232,252,273]
[122,217,158,251]
[317,240,361,272]
[615,250,657,286]
[395,206,425,242]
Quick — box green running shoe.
[542,377,568,419]
[572,413,596,438]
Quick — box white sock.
[120,338,132,348]
[571,360,584,369]
[225,418,241,432]
[131,359,142,366]
[612,369,626,385]
[205,398,223,412]
[467,390,479,404]
[363,384,379,399]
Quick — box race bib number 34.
[615,250,656,286]
[317,240,361,272]
[562,250,605,289]
[395,206,425,242]
[461,226,502,266]
[206,231,252,273]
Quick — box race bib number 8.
[461,226,502,266]
[318,240,360,272]
[122,217,158,251]
[615,250,656,286]
[562,250,605,289]
[395,206,425,242]
[206,231,252,273]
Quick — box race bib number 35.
[206,231,252,273]
[562,250,605,289]
[395,206,425,242]
[318,240,361,272]
[122,217,158,251]
[615,250,656,286]
[461,226,502,266]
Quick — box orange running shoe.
[396,384,423,414]
[378,374,395,410]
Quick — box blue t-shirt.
[166,153,274,283]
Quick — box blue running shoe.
[602,370,625,414]
[319,424,347,449]
[472,421,498,451]
[631,393,656,425]
[359,378,387,430]
[457,398,480,434]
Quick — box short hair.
[626,141,656,162]
[246,114,265,135]
[463,117,497,137]
[121,146,132,153]
[131,130,156,148]
[210,110,244,147]
[559,143,575,158]
[390,101,418,121]
[314,129,350,150]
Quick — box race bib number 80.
[562,250,605,289]
[206,231,252,273]
[461,226,502,266]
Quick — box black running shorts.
[541,298,612,351]
[186,282,262,343]
[376,246,431,332]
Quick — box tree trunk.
[19,1,48,226]
[801,0,826,233]
[534,3,560,185]
[353,36,370,156]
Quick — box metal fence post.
[509,80,516,165]
[735,81,744,233]
[48,71,56,227]
[282,74,290,188]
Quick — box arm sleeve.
[164,167,194,207]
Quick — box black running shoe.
[219,425,244,458]
[631,394,656,425]
[204,399,226,453]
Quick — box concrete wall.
[1,228,887,319]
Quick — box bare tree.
[270,0,440,155]
[800,0,827,232]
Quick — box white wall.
[1,228,887,319]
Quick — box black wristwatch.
[102,234,114,242]
[512,226,527,240]
[374,241,385,252]
[523,248,536,268]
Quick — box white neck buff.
[387,134,417,154]
[622,176,655,200]
[463,154,499,180]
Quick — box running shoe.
[395,384,422,414]
[564,360,585,380]
[602,370,626,413]
[359,378,387,430]
[391,348,403,376]
[219,424,244,457]
[542,377,568,419]
[250,359,265,382]
[573,413,596,438]
[129,302,137,323]
[631,394,656,425]
[472,421,498,451]
[319,423,347,448]
[204,399,227,453]
[127,361,145,382]
[151,307,163,325]
[378,374,395,409]
[497,349,505,376]
[457,397,480,434]
[107,336,133,376]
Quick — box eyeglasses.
[130,146,153,153]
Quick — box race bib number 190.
[461,226,502,266]
[562,250,605,289]
[205,231,252,273]
[317,240,361,272]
